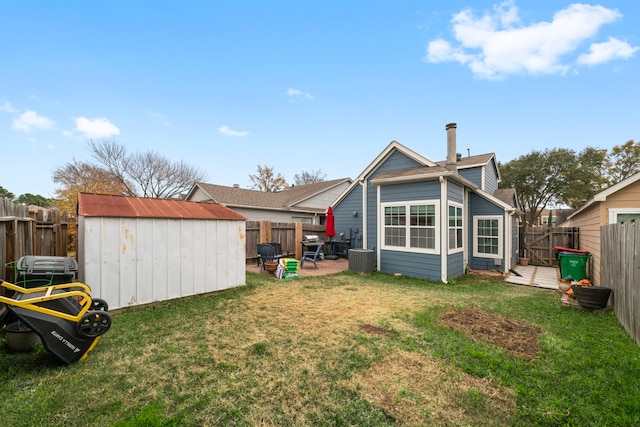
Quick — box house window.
[608,208,640,224]
[448,204,463,251]
[541,216,556,225]
[473,215,503,259]
[382,201,439,253]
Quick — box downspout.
[361,179,367,249]
[463,187,469,273]
[376,184,381,271]
[440,176,448,283]
[505,208,516,272]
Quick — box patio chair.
[300,243,324,269]
[257,243,278,273]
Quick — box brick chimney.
[445,122,458,172]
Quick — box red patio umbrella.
[325,206,336,241]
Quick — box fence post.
[294,223,303,259]
[259,220,272,243]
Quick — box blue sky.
[2,1,638,198]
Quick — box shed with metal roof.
[77,192,247,310]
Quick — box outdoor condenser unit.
[348,249,375,274]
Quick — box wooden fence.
[0,197,70,283]
[601,221,640,346]
[523,226,580,266]
[245,221,333,263]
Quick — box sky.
[1,0,639,199]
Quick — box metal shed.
[77,192,247,310]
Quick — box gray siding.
[333,186,364,248]
[447,181,463,204]
[379,250,441,281]
[380,181,440,203]
[447,251,465,278]
[485,160,499,195]
[459,167,483,189]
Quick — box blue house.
[332,123,522,282]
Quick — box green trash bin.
[557,252,591,281]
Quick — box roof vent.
[233,184,240,188]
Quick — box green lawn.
[1,271,639,426]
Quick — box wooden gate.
[523,226,580,266]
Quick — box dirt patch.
[346,350,515,426]
[358,323,394,336]
[438,307,541,361]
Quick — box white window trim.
[447,202,464,255]
[608,208,640,224]
[380,200,440,254]
[473,215,503,259]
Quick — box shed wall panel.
[79,216,245,310]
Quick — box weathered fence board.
[601,221,639,347]
[523,226,580,266]
[0,198,69,283]
[245,221,331,263]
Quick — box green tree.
[607,140,640,183]
[293,169,326,185]
[0,185,15,200]
[562,147,609,208]
[249,165,288,192]
[15,193,55,208]
[500,148,578,225]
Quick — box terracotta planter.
[519,258,529,266]
[558,278,572,292]
[6,321,40,352]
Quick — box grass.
[1,271,639,426]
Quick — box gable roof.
[77,192,246,220]
[334,141,438,205]
[493,188,523,215]
[567,172,640,220]
[370,164,478,188]
[435,153,496,169]
[188,178,352,212]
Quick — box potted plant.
[570,280,612,310]
[5,320,40,352]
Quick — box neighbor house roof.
[77,192,246,220]
[188,178,352,213]
[567,172,640,220]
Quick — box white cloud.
[12,110,54,132]
[74,117,120,138]
[218,125,249,137]
[1,101,19,113]
[149,112,171,126]
[287,88,314,100]
[577,37,639,66]
[425,1,632,79]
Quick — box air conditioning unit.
[348,249,375,273]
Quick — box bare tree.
[293,169,326,185]
[87,139,207,198]
[248,165,288,192]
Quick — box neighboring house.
[77,192,247,310]
[563,172,640,285]
[525,208,576,227]
[185,178,352,224]
[332,123,522,282]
